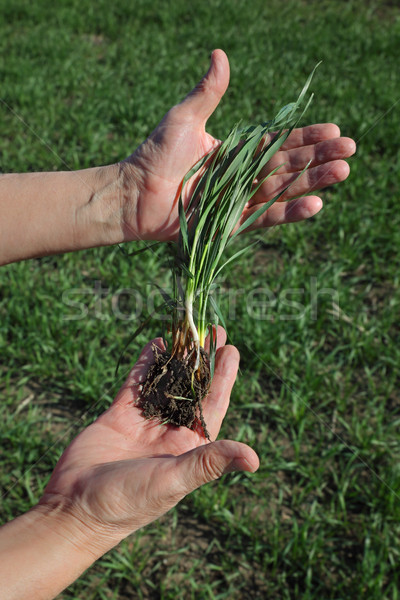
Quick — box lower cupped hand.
[39,328,258,555]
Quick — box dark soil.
[138,344,212,440]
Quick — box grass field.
[1,0,400,598]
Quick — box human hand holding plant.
[119,49,356,243]
[41,329,254,540]
[0,49,355,265]
[0,329,255,600]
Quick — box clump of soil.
[138,344,211,440]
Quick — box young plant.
[138,67,317,438]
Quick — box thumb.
[174,440,259,495]
[179,49,230,123]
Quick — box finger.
[204,324,227,354]
[240,195,323,231]
[172,439,259,497]
[112,337,165,407]
[262,136,356,176]
[178,49,230,123]
[110,441,258,530]
[201,344,240,440]
[249,159,350,207]
[267,122,341,151]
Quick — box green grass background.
[1,0,400,598]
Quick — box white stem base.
[185,296,201,370]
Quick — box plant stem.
[184,292,201,369]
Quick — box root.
[138,345,211,440]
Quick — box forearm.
[0,502,115,600]
[0,164,132,265]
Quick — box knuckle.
[197,450,223,482]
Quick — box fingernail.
[224,456,254,474]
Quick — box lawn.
[1,0,400,598]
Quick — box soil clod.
[138,344,211,440]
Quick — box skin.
[0,49,356,265]
[119,51,355,240]
[0,330,257,600]
[0,49,356,598]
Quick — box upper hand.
[118,49,356,243]
[39,328,257,554]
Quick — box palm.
[122,107,219,242]
[119,51,355,243]
[123,116,355,243]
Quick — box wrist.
[35,494,122,560]
[84,159,146,246]
[73,162,133,248]
[0,499,119,600]
[114,158,144,243]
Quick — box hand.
[39,329,257,555]
[118,49,356,242]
